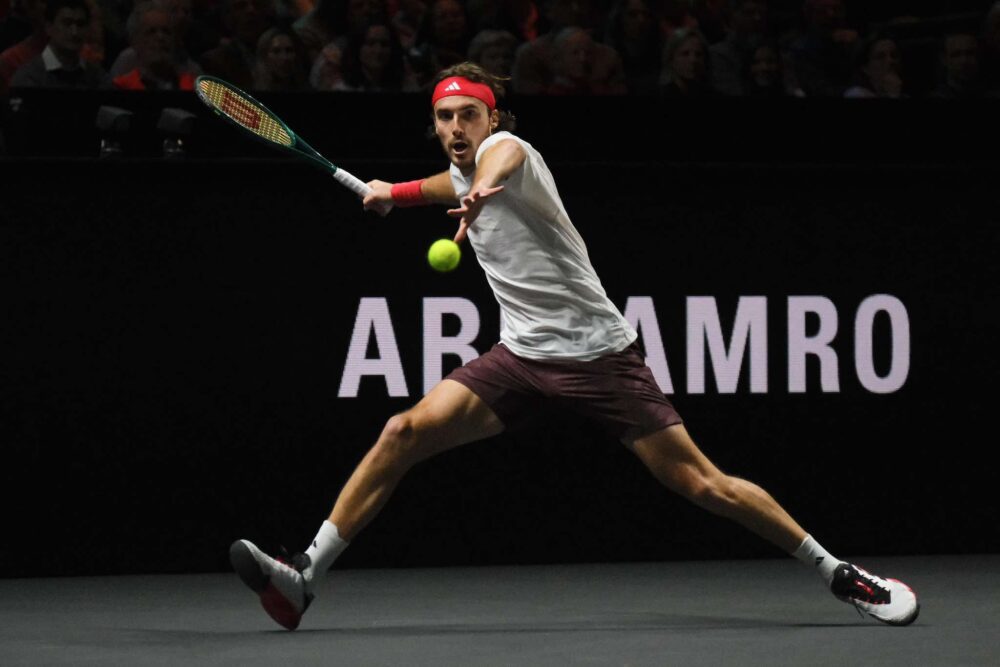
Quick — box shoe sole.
[230,540,268,593]
[229,540,304,631]
[881,601,920,626]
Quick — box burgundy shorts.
[445,341,682,442]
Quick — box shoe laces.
[853,566,891,593]
[847,600,867,620]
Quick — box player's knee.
[374,412,420,466]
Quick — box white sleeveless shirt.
[449,131,637,361]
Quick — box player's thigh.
[627,424,724,494]
[404,379,505,458]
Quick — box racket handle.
[332,167,371,197]
[332,168,392,215]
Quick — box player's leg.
[329,378,504,540]
[231,379,504,630]
[628,423,806,553]
[627,424,919,625]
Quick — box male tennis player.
[230,62,919,630]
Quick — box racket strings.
[196,79,294,148]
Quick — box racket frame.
[194,75,375,200]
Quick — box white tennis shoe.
[230,539,313,630]
[830,562,919,626]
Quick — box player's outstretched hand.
[448,185,504,244]
[364,180,394,217]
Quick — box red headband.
[432,77,496,111]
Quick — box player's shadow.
[134,613,873,643]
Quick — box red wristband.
[390,179,427,207]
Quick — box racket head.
[195,75,301,152]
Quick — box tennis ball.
[427,239,461,272]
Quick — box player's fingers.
[454,220,470,244]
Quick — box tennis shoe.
[230,539,313,630]
[830,562,919,626]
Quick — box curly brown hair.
[432,62,517,132]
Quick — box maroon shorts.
[445,342,682,442]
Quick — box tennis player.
[230,62,919,630]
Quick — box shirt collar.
[41,44,82,72]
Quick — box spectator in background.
[77,0,106,67]
[843,34,903,98]
[113,0,197,89]
[745,41,784,96]
[293,0,342,57]
[787,0,857,97]
[466,0,538,43]
[659,0,698,39]
[295,0,386,60]
[0,0,46,93]
[405,0,467,86]
[691,0,727,44]
[659,26,714,97]
[547,25,624,94]
[110,0,200,79]
[336,20,412,90]
[199,0,272,90]
[777,32,804,96]
[11,0,109,87]
[254,24,311,89]
[392,0,426,49]
[414,0,469,69]
[513,0,624,94]
[467,27,517,77]
[309,39,344,88]
[604,0,661,95]
[709,0,767,96]
[930,32,985,99]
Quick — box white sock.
[793,534,839,585]
[303,521,348,591]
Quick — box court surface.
[1,555,995,666]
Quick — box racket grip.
[332,168,392,216]
[332,167,371,197]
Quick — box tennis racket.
[194,75,390,213]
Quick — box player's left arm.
[470,138,526,192]
[448,139,527,243]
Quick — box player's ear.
[489,109,499,133]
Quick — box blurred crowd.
[1,0,998,98]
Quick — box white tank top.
[450,131,637,361]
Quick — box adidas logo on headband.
[432,76,496,110]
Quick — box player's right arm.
[363,171,457,215]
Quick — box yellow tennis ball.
[427,239,461,272]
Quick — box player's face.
[433,95,494,173]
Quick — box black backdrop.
[2,94,998,577]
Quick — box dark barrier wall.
[2,152,998,576]
[3,89,1000,164]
